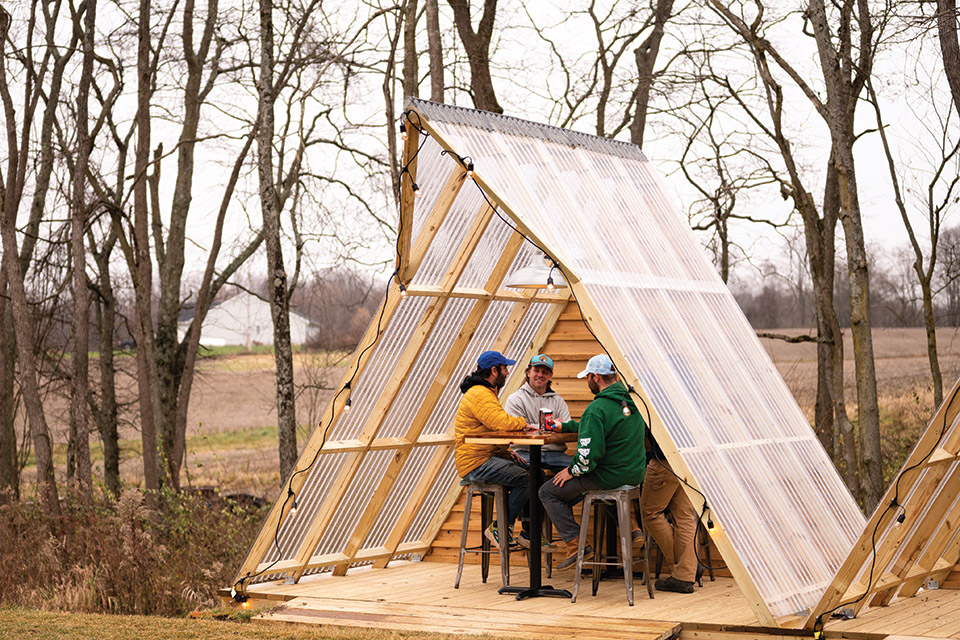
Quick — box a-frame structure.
[233,99,867,627]
[806,375,960,630]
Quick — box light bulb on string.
[546,276,555,292]
[343,396,352,413]
[621,399,631,416]
[707,517,715,533]
[399,282,408,298]
[466,161,474,177]
[289,498,298,517]
[412,182,421,198]
[400,121,407,141]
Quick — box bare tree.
[448,0,503,112]
[938,0,960,119]
[425,0,444,101]
[708,0,884,508]
[867,72,960,406]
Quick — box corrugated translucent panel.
[264,452,349,568]
[413,99,865,618]
[314,449,394,557]
[331,296,430,441]
[379,298,476,439]
[408,133,459,244]
[411,144,490,287]
[422,300,516,436]
[363,445,436,549]
[405,456,458,543]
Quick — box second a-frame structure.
[233,99,869,627]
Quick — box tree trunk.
[69,0,97,502]
[921,282,944,407]
[447,0,502,113]
[0,295,17,500]
[0,223,60,516]
[939,0,960,121]
[630,0,674,147]
[90,228,121,497]
[425,0,444,102]
[258,0,298,482]
[402,0,419,99]
[134,0,161,495]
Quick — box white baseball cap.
[577,354,616,378]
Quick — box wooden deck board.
[239,561,960,639]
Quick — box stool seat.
[455,482,511,589]
[572,485,653,605]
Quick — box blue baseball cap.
[577,354,615,378]
[477,350,516,369]
[529,354,554,370]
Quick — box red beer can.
[539,407,555,431]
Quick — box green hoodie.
[559,381,646,489]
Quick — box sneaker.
[483,524,506,550]
[655,576,694,594]
[516,531,560,553]
[557,542,592,571]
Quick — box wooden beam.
[898,489,960,598]
[405,283,571,303]
[867,461,960,608]
[805,373,960,628]
[396,113,421,280]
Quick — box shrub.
[0,488,265,616]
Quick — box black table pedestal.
[497,441,571,600]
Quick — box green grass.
[0,608,483,640]
[22,426,280,470]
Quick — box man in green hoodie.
[538,354,646,570]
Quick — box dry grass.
[0,608,495,640]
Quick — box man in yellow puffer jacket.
[455,350,537,549]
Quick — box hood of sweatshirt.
[459,373,496,394]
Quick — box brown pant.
[641,459,698,582]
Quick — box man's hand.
[552,467,573,487]
[524,423,539,431]
[510,450,529,467]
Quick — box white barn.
[178,290,318,348]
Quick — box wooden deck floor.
[238,560,960,640]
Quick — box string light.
[620,399,631,416]
[399,282,408,298]
[287,488,298,516]
[546,275,555,292]
[412,182,421,197]
[400,121,408,141]
[466,160,474,177]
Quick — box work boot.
[631,528,644,560]
[557,540,592,571]
[655,576,694,594]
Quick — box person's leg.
[640,459,679,563]
[538,475,600,542]
[667,486,698,582]
[463,456,529,528]
[540,450,573,473]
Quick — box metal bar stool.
[454,481,510,589]
[571,485,651,605]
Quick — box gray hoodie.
[504,382,572,451]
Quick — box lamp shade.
[504,263,568,289]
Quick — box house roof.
[234,100,866,625]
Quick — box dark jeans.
[538,474,601,543]
[462,456,530,534]
[512,448,572,473]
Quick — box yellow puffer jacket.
[454,378,527,476]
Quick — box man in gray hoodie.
[504,354,572,472]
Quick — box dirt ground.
[24,327,960,498]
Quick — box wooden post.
[396,112,420,280]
